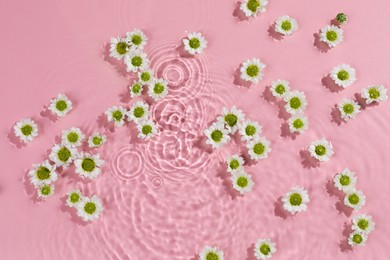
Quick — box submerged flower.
[344,190,366,210]
[48,94,73,117]
[109,37,129,60]
[288,114,309,134]
[61,127,85,148]
[138,69,154,85]
[128,101,149,122]
[217,106,245,134]
[270,79,290,98]
[37,184,55,199]
[182,32,207,55]
[124,50,149,72]
[231,171,254,194]
[226,154,245,174]
[336,13,348,24]
[338,98,361,121]
[333,168,357,193]
[361,85,388,104]
[87,133,106,148]
[204,122,231,149]
[148,78,169,100]
[137,120,158,139]
[282,186,310,214]
[13,118,39,143]
[239,120,262,141]
[129,81,144,98]
[352,214,375,234]
[240,58,266,84]
[240,0,268,17]
[320,25,344,48]
[284,91,307,115]
[76,195,103,222]
[254,239,277,259]
[348,231,367,246]
[199,246,224,260]
[247,137,271,161]
[66,189,83,208]
[275,15,298,35]
[308,138,334,162]
[126,28,147,50]
[74,153,105,180]
[330,64,356,88]
[105,106,127,127]
[28,160,58,188]
[49,143,77,168]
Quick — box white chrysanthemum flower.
[288,114,309,134]
[226,154,245,174]
[124,50,149,72]
[109,37,129,60]
[348,231,368,247]
[137,120,158,139]
[105,106,127,127]
[28,160,58,188]
[74,153,105,180]
[37,184,55,199]
[148,78,169,100]
[128,101,150,122]
[61,127,85,148]
[199,246,224,260]
[247,137,271,161]
[282,186,310,214]
[48,94,73,117]
[13,118,38,143]
[352,214,375,234]
[284,90,307,115]
[333,168,357,193]
[49,143,77,168]
[129,81,144,98]
[239,120,262,141]
[320,25,344,48]
[183,32,207,55]
[66,189,83,208]
[217,106,245,134]
[308,138,334,162]
[76,195,103,222]
[361,85,388,104]
[240,58,266,84]
[204,122,231,149]
[338,98,361,121]
[254,239,277,259]
[270,79,290,98]
[344,190,366,210]
[330,64,356,88]
[240,0,268,17]
[126,28,147,50]
[87,133,106,148]
[231,171,254,194]
[275,15,298,35]
[138,69,154,85]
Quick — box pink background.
[1,0,390,259]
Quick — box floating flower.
[204,122,231,149]
[239,120,262,141]
[288,114,308,134]
[13,118,39,144]
[348,231,367,246]
[330,64,356,88]
[28,160,58,188]
[254,239,277,259]
[37,184,55,199]
[182,32,207,55]
[49,143,77,168]
[76,195,103,222]
[128,101,149,122]
[240,0,268,17]
[48,93,73,117]
[344,190,366,210]
[226,154,245,174]
[275,15,298,35]
[105,106,127,127]
[270,79,290,98]
[320,25,344,48]
[138,69,154,85]
[338,98,361,121]
[199,246,224,260]
[137,120,158,139]
[129,81,144,98]
[247,137,271,161]
[231,171,254,194]
[308,138,334,162]
[126,28,147,50]
[124,50,149,72]
[61,127,85,148]
[217,106,245,134]
[282,186,310,214]
[87,133,106,148]
[74,153,105,180]
[336,13,348,24]
[284,90,307,115]
[109,37,129,60]
[333,168,357,193]
[361,85,388,104]
[66,189,83,208]
[148,78,169,100]
[352,214,375,234]
[240,58,266,84]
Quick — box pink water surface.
[1,0,390,259]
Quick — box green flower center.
[142,125,153,135]
[211,130,223,142]
[205,252,219,260]
[229,159,240,170]
[293,119,304,129]
[281,21,292,31]
[189,38,200,49]
[260,244,271,256]
[275,84,286,95]
[154,83,165,94]
[84,202,97,215]
[67,132,79,143]
[336,13,347,24]
[81,158,96,172]
[247,0,260,12]
[314,145,326,156]
[58,147,71,162]
[112,110,123,121]
[237,176,248,188]
[357,219,369,230]
[92,136,102,146]
[131,35,142,45]
[326,31,338,42]
[339,175,350,186]
[289,97,301,109]
[70,193,80,203]
[132,83,142,94]
[141,72,151,82]
[337,70,349,81]
[348,193,360,205]
[352,234,363,244]
[343,104,354,114]
[224,114,238,127]
[245,125,256,136]
[133,107,145,118]
[40,185,51,196]
[131,56,142,67]
[21,124,33,136]
[246,65,259,77]
[55,100,68,111]
[253,143,265,155]
[37,167,50,180]
[289,193,302,206]
[116,42,128,55]
[368,88,380,99]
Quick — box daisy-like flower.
[308,138,334,162]
[361,85,388,104]
[148,78,169,100]
[74,153,105,180]
[284,90,307,115]
[204,122,231,149]
[330,64,356,88]
[129,81,144,98]
[76,195,103,222]
[199,246,224,260]
[138,69,154,85]
[137,120,158,139]
[49,143,77,168]
[48,93,73,117]
[348,231,368,247]
[240,0,268,18]
[37,184,55,199]
[217,106,245,134]
[320,25,344,48]
[338,98,361,121]
[105,106,127,127]
[254,239,277,260]
[182,32,207,55]
[87,133,106,148]
[333,168,357,193]
[28,160,58,188]
[275,15,298,36]
[66,189,83,208]
[352,214,375,234]
[124,50,149,72]
[226,154,245,174]
[240,58,266,84]
[128,101,149,122]
[62,127,85,148]
[282,186,310,214]
[231,171,254,194]
[336,13,348,24]
[270,79,290,98]
[109,37,129,60]
[247,137,271,161]
[126,28,147,50]
[13,118,38,143]
[288,114,309,134]
[239,120,262,141]
[344,190,366,210]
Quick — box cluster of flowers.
[65,189,103,222]
[333,169,374,246]
[319,14,347,48]
[308,138,334,162]
[226,154,254,195]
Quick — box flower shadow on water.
[280,122,297,140]
[246,243,257,260]
[262,85,277,104]
[233,67,252,88]
[174,42,194,59]
[232,2,249,21]
[7,128,27,148]
[97,113,115,133]
[339,222,353,252]
[268,23,284,41]
[325,179,344,200]
[335,200,353,217]
[276,101,290,121]
[102,43,129,78]
[322,74,344,93]
[23,173,41,204]
[330,104,343,126]
[313,32,330,53]
[273,196,289,220]
[216,162,240,200]
[299,149,320,169]
[40,106,58,123]
[354,92,379,110]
